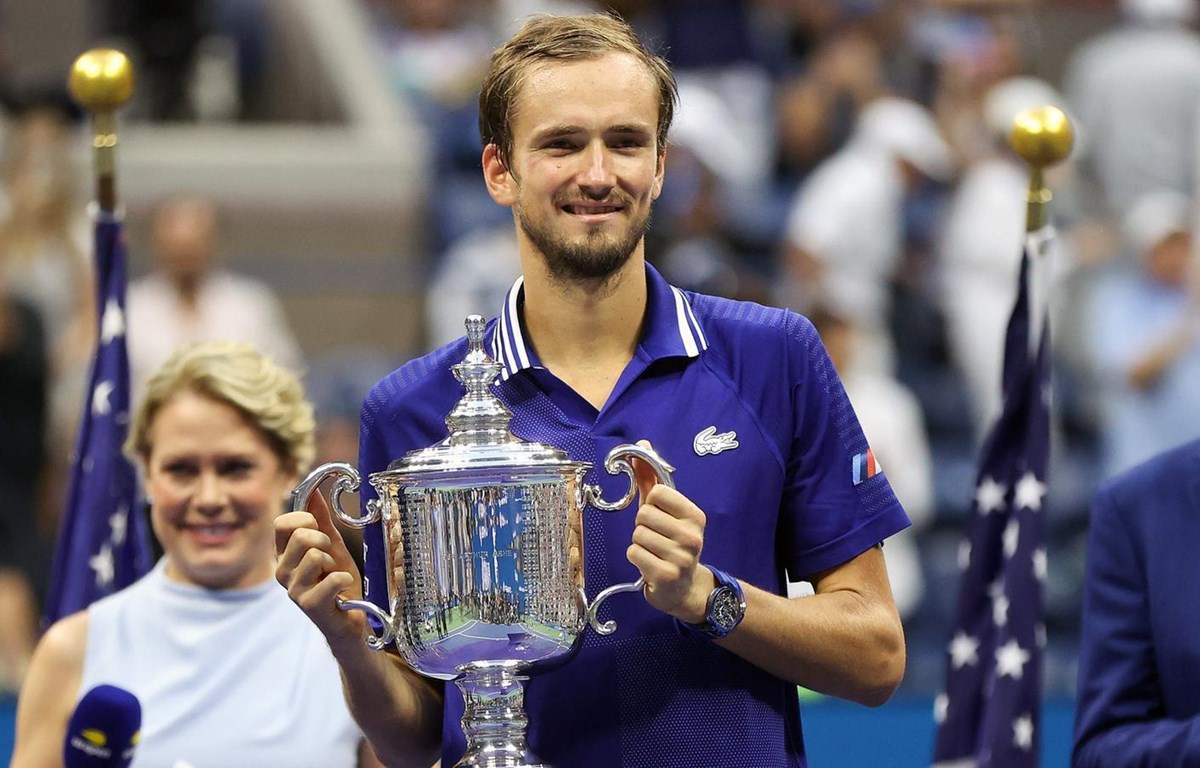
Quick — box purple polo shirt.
[359,264,909,767]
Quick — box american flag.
[932,227,1053,767]
[44,210,152,624]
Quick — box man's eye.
[163,463,197,478]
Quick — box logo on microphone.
[68,726,139,761]
[70,728,111,759]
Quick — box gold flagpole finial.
[68,49,134,112]
[68,49,135,213]
[1010,106,1074,232]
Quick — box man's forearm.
[717,548,905,706]
[333,641,444,768]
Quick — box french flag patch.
[852,449,881,485]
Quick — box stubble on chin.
[518,209,652,287]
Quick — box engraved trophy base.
[455,661,549,768]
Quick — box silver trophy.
[292,315,674,768]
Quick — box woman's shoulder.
[34,610,90,675]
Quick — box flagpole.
[1010,106,1074,233]
[931,105,1074,768]
[44,49,151,624]
[67,49,134,214]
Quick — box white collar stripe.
[681,289,709,350]
[489,327,512,381]
[671,286,701,357]
[506,276,532,371]
[497,293,520,377]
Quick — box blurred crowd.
[3,0,1200,700]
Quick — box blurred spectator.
[126,196,303,402]
[0,285,47,694]
[809,305,934,621]
[1085,189,1200,479]
[1063,0,1200,218]
[370,0,506,254]
[766,25,889,239]
[0,105,93,457]
[426,225,520,349]
[778,96,953,374]
[105,0,269,122]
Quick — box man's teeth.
[567,205,619,214]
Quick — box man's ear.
[482,143,516,206]
[651,146,667,200]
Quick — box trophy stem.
[454,661,547,768]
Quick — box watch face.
[711,587,744,631]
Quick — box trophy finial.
[447,315,514,445]
[465,314,486,346]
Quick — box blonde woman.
[12,341,381,767]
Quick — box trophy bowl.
[292,315,673,768]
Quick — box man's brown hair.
[479,13,677,169]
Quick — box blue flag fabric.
[932,228,1052,767]
[45,211,153,625]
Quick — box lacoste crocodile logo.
[693,426,739,456]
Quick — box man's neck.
[519,253,647,410]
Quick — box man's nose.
[578,142,615,192]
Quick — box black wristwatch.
[678,565,746,639]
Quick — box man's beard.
[518,203,651,283]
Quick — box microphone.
[63,684,142,768]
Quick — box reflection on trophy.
[293,315,674,768]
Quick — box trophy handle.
[335,596,396,650]
[291,463,394,649]
[581,443,676,635]
[290,461,381,528]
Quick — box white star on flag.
[92,380,114,416]
[974,477,1007,515]
[1003,518,1020,558]
[1013,713,1035,750]
[109,506,128,545]
[957,540,972,570]
[949,632,980,669]
[1032,548,1047,582]
[100,298,125,343]
[995,639,1031,680]
[1013,471,1047,512]
[993,594,1010,627]
[89,543,115,588]
[934,692,949,724]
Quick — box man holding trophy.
[275,12,910,768]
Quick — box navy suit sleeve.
[1072,483,1200,767]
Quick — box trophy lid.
[380,315,584,483]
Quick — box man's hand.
[274,489,369,653]
[626,441,715,625]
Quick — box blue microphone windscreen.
[63,684,142,768]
